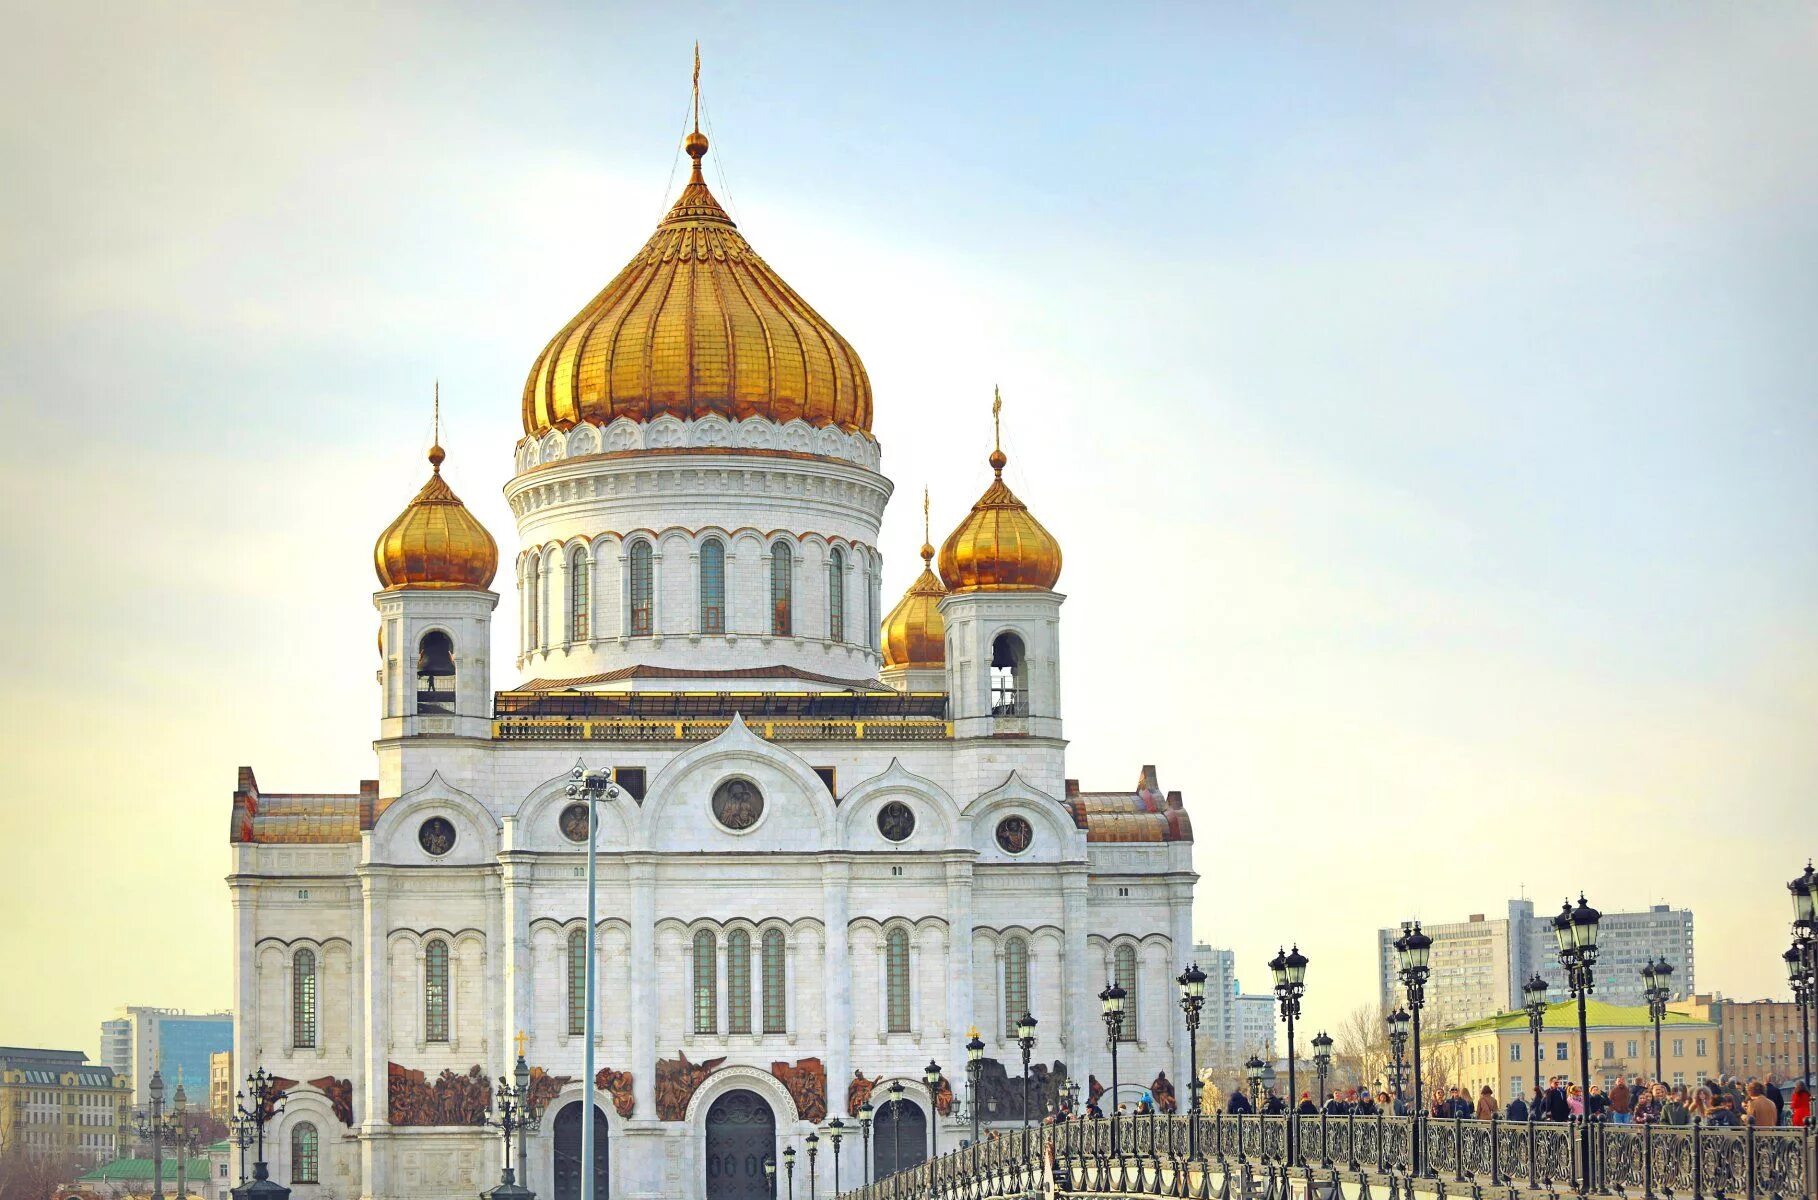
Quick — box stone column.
[1061,870,1091,1087]
[628,857,657,1117]
[230,877,258,1072]
[821,856,852,1115]
[357,867,390,1200]
[502,853,532,1073]
[944,857,975,1071]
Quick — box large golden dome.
[521,131,873,438]
[882,502,949,668]
[374,442,499,591]
[938,443,1063,594]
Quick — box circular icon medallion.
[559,803,592,843]
[877,801,916,843]
[994,815,1033,854]
[711,778,765,831]
[418,817,457,856]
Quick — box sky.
[1,2,1815,1055]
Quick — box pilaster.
[821,856,852,1115]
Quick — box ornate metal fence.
[834,1115,1814,1200]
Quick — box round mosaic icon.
[876,800,916,843]
[418,816,457,856]
[994,815,1033,854]
[559,802,592,843]
[711,778,765,831]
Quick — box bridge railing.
[836,1113,1815,1200]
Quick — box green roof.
[1437,999,1714,1040]
[77,1157,214,1182]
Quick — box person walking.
[1476,1087,1497,1121]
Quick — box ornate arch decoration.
[534,1078,630,1140]
[963,771,1081,862]
[368,772,498,865]
[838,759,961,848]
[682,1064,801,1129]
[253,935,353,954]
[636,715,837,850]
[509,762,639,852]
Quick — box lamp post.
[966,1031,984,1145]
[825,1118,844,1195]
[1311,1032,1333,1107]
[857,1099,874,1185]
[805,1132,819,1200]
[1099,981,1127,1152]
[1268,945,1307,1164]
[783,1145,796,1200]
[168,1080,199,1200]
[764,1155,776,1200]
[1523,973,1550,1103]
[230,1100,255,1185]
[229,1067,289,1200]
[127,1070,171,1200]
[1177,963,1207,1155]
[565,765,623,1200]
[1787,945,1814,1090]
[1640,958,1673,1083]
[923,1061,942,1160]
[887,1080,905,1179]
[1015,1014,1038,1131]
[1553,895,1602,1195]
[1788,861,1816,1086]
[1393,922,1432,1172]
[1244,1056,1264,1112]
[484,1052,536,1200]
[1386,1009,1410,1115]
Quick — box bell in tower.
[415,630,457,714]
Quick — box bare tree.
[1338,1003,1390,1092]
[0,1148,86,1200]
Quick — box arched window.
[727,930,752,1034]
[414,630,456,714]
[699,539,726,634]
[626,540,653,636]
[290,1122,319,1183]
[866,559,878,650]
[692,930,717,1034]
[769,542,793,636]
[827,547,846,641]
[424,938,450,1043]
[292,949,317,1049]
[1114,943,1139,1042]
[567,929,587,1036]
[991,632,1027,716]
[885,927,912,1033]
[1002,936,1030,1037]
[525,558,541,649]
[569,549,591,642]
[761,929,787,1034]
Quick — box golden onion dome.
[374,440,499,591]
[882,535,948,668]
[938,442,1063,593]
[521,129,873,438]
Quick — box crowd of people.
[1206,1073,1812,1128]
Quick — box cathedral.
[227,103,1198,1200]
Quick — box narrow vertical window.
[1114,943,1139,1042]
[292,949,317,1049]
[569,549,590,642]
[526,559,540,648]
[866,559,877,650]
[727,930,752,1034]
[290,1122,318,1183]
[692,930,717,1034]
[769,542,793,636]
[1003,936,1029,1038]
[827,547,846,641]
[699,539,725,634]
[627,540,653,636]
[425,938,450,1043]
[761,929,787,1034]
[567,928,587,1036]
[886,927,912,1033]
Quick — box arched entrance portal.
[552,1102,609,1200]
[872,1098,927,1179]
[703,1089,775,1199]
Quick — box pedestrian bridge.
[835,1113,1814,1200]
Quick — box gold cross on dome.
[514,1030,529,1059]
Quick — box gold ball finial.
[988,447,1007,474]
[428,442,446,471]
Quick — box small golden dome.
[521,128,873,438]
[374,441,498,591]
[881,541,948,669]
[938,446,1062,593]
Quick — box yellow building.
[0,1047,133,1165]
[1432,1000,1719,1104]
[207,1052,233,1124]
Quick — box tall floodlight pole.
[1393,922,1432,1175]
[1553,896,1602,1196]
[1177,963,1207,1155]
[1269,946,1308,1165]
[567,765,623,1200]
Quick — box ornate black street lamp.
[887,1079,905,1179]
[483,1051,537,1200]
[1269,945,1307,1163]
[1386,1009,1410,1115]
[923,1061,942,1160]
[764,1154,777,1200]
[1640,958,1674,1083]
[824,1118,844,1195]
[1015,1014,1038,1131]
[1785,945,1813,1089]
[1789,861,1816,1085]
[857,1098,874,1185]
[966,1029,985,1145]
[1523,973,1549,1103]
[126,1070,176,1200]
[1393,921,1431,1174]
[1244,1056,1265,1112]
[1177,963,1207,1154]
[805,1131,819,1200]
[1311,1032,1333,1106]
[1553,895,1602,1194]
[230,1067,290,1200]
[230,1098,256,1185]
[1099,981,1127,1152]
[783,1144,796,1200]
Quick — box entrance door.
[872,1099,927,1179]
[703,1089,776,1200]
[553,1102,609,1200]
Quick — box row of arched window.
[690,928,789,1035]
[521,539,877,650]
[294,942,454,1050]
